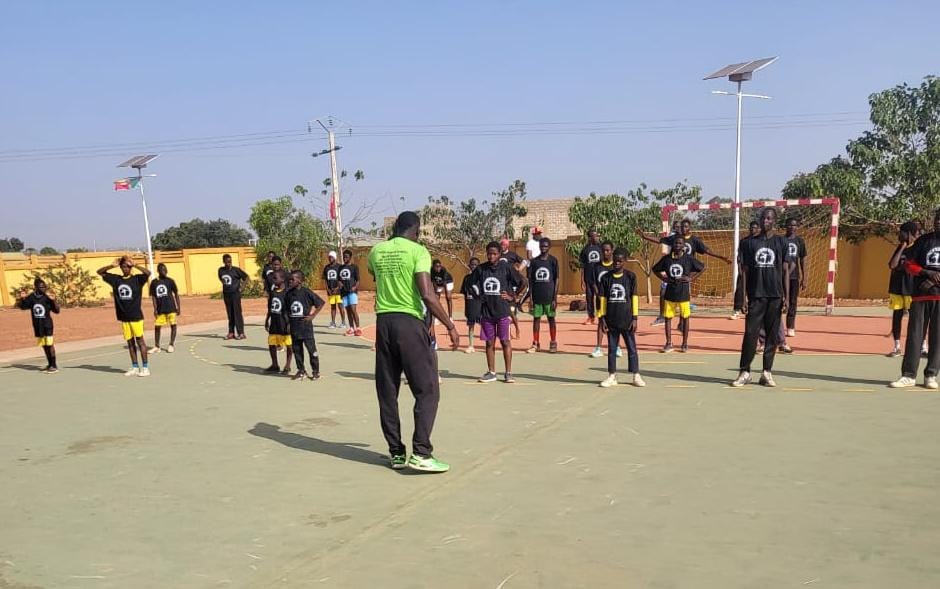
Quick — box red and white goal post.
[660,197,841,316]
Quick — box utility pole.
[311,119,343,250]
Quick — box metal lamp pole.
[117,154,160,275]
[312,119,343,250]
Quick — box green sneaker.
[390,454,407,470]
[407,454,450,473]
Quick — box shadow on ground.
[248,422,387,467]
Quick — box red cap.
[532,226,543,235]
[499,238,510,247]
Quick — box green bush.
[209,279,266,299]
[10,260,103,307]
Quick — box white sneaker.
[759,371,777,387]
[138,367,151,377]
[599,374,618,388]
[167,344,175,353]
[124,367,139,377]
[787,328,796,337]
[925,376,939,390]
[889,376,916,388]
[632,373,646,387]
[887,344,901,358]
[149,347,161,354]
[616,347,623,358]
[328,322,336,329]
[465,346,475,354]
[731,371,751,387]
[589,347,603,358]
[730,311,740,320]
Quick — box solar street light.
[116,154,159,274]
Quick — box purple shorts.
[480,316,512,342]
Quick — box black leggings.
[739,297,783,373]
[223,292,245,335]
[785,279,800,330]
[292,336,319,375]
[902,301,939,378]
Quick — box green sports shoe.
[390,454,408,470]
[407,454,450,473]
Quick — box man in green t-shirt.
[368,211,459,473]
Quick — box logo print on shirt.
[674,243,692,255]
[290,301,304,317]
[596,268,610,282]
[327,270,337,281]
[32,304,46,319]
[788,242,798,258]
[155,284,168,298]
[340,269,351,280]
[669,264,683,278]
[483,277,501,295]
[534,267,550,282]
[609,284,627,302]
[117,284,133,300]
[270,297,283,314]
[587,251,601,263]
[755,248,776,268]
[927,247,940,268]
[222,274,233,286]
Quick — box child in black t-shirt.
[15,278,60,373]
[887,221,917,357]
[286,270,325,381]
[98,256,152,376]
[340,250,361,336]
[589,241,618,359]
[322,251,347,329]
[471,241,524,383]
[149,263,181,354]
[652,236,705,353]
[460,257,482,353]
[527,237,560,353]
[218,254,249,339]
[597,248,645,387]
[264,269,293,374]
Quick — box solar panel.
[117,154,159,168]
[703,57,778,80]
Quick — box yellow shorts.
[888,294,912,311]
[663,300,692,320]
[268,334,293,347]
[36,336,54,347]
[329,294,342,305]
[121,320,145,341]
[154,313,177,327]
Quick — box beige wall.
[0,237,903,306]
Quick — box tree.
[419,180,528,268]
[10,259,100,307]
[566,181,701,301]
[39,247,59,255]
[151,218,253,250]
[248,193,331,282]
[0,237,24,252]
[782,76,940,240]
[66,247,90,253]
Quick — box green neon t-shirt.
[368,237,431,320]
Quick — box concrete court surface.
[1,312,939,589]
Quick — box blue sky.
[1,1,937,250]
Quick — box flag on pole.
[329,196,337,220]
[113,177,140,191]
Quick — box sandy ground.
[1,313,938,588]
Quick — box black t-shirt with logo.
[149,277,179,315]
[579,244,602,282]
[339,264,359,296]
[783,235,808,276]
[740,234,789,298]
[286,286,325,339]
[218,266,248,294]
[907,232,940,297]
[471,262,524,319]
[889,246,915,296]
[103,273,148,321]
[431,267,454,290]
[652,253,705,302]
[662,234,708,258]
[499,250,523,266]
[267,288,291,335]
[17,292,58,337]
[600,270,638,330]
[322,263,341,294]
[528,255,559,305]
[592,260,615,287]
[460,274,482,321]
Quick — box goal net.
[660,198,840,315]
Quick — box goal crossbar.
[660,197,841,316]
